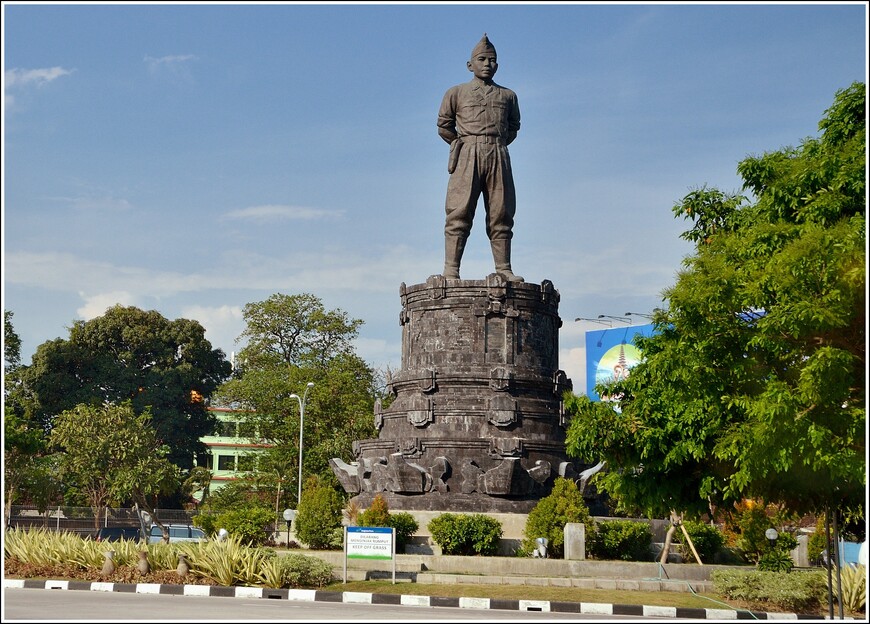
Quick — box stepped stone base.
[331,274,581,513]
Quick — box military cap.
[471,33,496,58]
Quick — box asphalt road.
[3,587,677,621]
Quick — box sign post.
[343,526,395,584]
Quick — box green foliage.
[49,401,180,529]
[808,518,828,564]
[294,477,345,550]
[24,305,231,471]
[679,521,726,564]
[758,549,794,572]
[427,513,503,556]
[356,494,419,553]
[357,493,391,527]
[256,552,335,589]
[728,503,799,565]
[712,569,828,613]
[211,507,275,547]
[213,293,380,502]
[835,564,866,614]
[588,520,652,562]
[522,477,593,558]
[5,310,22,368]
[565,82,866,520]
[5,528,336,589]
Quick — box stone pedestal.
[564,523,587,560]
[330,274,575,513]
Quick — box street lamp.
[598,314,630,325]
[765,527,779,548]
[624,311,655,320]
[289,382,315,507]
[575,317,612,326]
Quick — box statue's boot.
[443,235,467,279]
[491,238,524,283]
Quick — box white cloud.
[180,304,245,358]
[144,54,197,73]
[560,346,587,397]
[221,205,345,223]
[77,291,139,320]
[5,66,73,88]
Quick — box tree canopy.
[215,293,379,507]
[22,305,232,469]
[50,401,180,529]
[566,82,865,519]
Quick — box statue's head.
[467,33,498,82]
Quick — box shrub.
[428,513,503,556]
[193,513,218,537]
[727,501,799,564]
[836,563,866,614]
[357,494,390,527]
[213,507,275,547]
[389,512,420,553]
[356,494,419,553]
[758,549,795,572]
[807,517,827,565]
[680,521,725,564]
[588,520,652,561]
[521,477,593,559]
[294,477,345,550]
[712,569,828,614]
[256,552,335,588]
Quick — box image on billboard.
[585,323,656,401]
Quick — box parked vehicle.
[93,527,143,542]
[147,524,207,544]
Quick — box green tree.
[215,293,379,506]
[3,311,56,523]
[49,401,180,529]
[522,477,594,558]
[294,476,345,550]
[24,305,232,470]
[4,310,22,369]
[566,82,865,520]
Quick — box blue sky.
[3,2,867,391]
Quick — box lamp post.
[575,317,612,326]
[598,314,631,324]
[624,311,655,321]
[289,382,315,507]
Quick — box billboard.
[585,323,655,401]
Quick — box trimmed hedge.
[428,513,503,556]
[588,519,652,561]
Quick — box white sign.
[343,526,396,584]
[346,526,393,560]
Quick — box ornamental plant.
[521,477,594,558]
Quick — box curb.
[3,578,839,620]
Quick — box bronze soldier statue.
[437,34,523,282]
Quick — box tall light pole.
[289,382,315,508]
[598,314,631,325]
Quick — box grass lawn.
[328,579,741,612]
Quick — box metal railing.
[5,505,198,537]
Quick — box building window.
[238,421,256,440]
[218,421,237,438]
[217,455,235,472]
[237,454,255,472]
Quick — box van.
[147,524,207,544]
